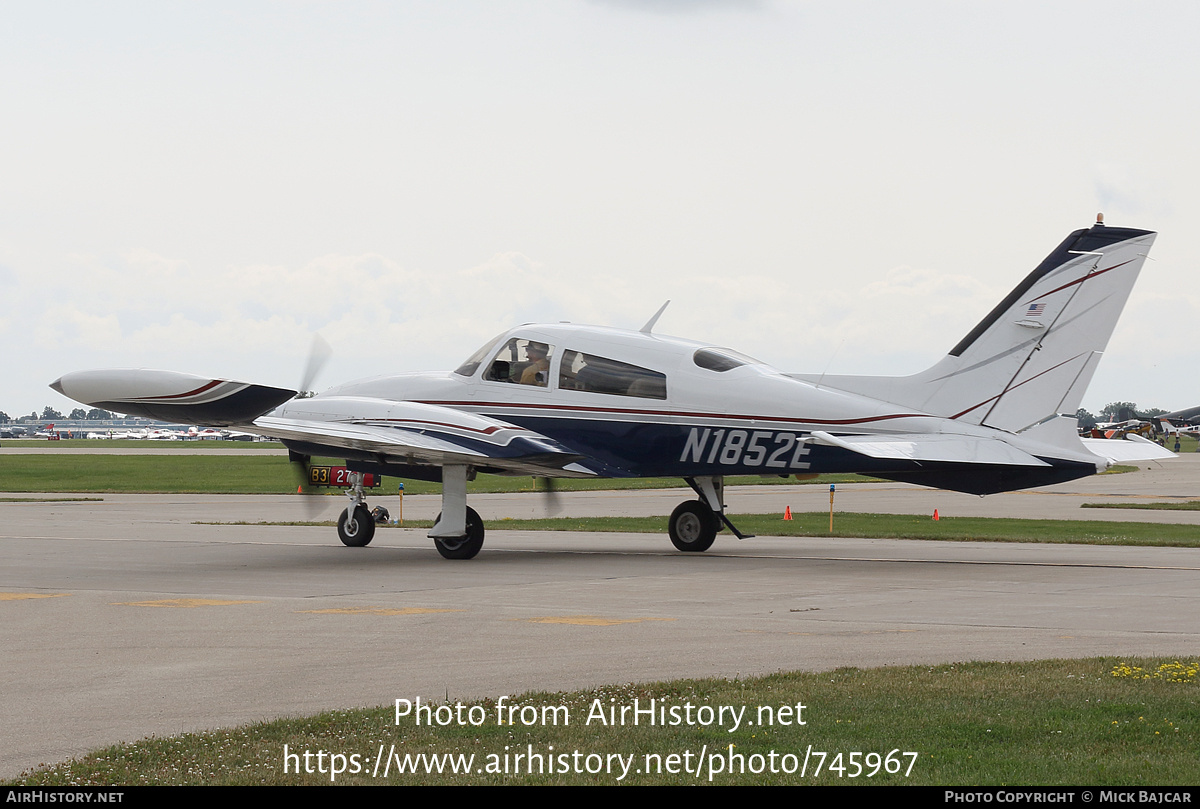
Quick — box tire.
[668,500,719,552]
[433,506,485,560]
[338,504,376,547]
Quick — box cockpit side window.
[454,333,507,377]
[693,347,759,372]
[559,350,667,399]
[484,338,555,387]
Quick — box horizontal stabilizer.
[809,430,1050,467]
[1081,434,1177,464]
[50,369,295,426]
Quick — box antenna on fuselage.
[640,300,671,334]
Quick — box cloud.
[586,0,767,14]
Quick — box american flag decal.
[1025,303,1046,317]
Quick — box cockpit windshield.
[453,333,507,377]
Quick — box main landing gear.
[669,500,720,552]
[428,464,485,560]
[668,476,753,553]
[432,506,485,560]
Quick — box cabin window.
[693,347,759,372]
[559,350,667,399]
[484,338,555,387]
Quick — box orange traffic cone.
[933,509,940,521]
[783,506,793,521]
[297,485,303,494]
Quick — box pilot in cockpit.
[520,341,550,386]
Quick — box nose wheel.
[338,504,376,547]
[336,472,376,547]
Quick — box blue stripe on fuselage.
[494,414,862,477]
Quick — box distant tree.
[1075,408,1097,429]
[29,411,37,421]
[1143,407,1167,418]
[42,406,63,420]
[1101,402,1139,421]
[0,411,8,424]
[87,408,113,420]
[70,408,87,420]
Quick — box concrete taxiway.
[2,457,1198,778]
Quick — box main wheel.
[432,506,485,560]
[668,500,719,552]
[338,504,376,547]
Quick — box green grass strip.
[0,497,103,503]
[205,512,1200,548]
[487,512,1200,547]
[9,658,1198,785]
[0,453,878,494]
[0,455,298,494]
[1083,501,1200,511]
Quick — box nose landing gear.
[338,504,376,547]
[337,473,376,547]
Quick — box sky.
[3,0,1198,419]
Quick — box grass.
[1083,502,1200,511]
[9,658,1198,786]
[213,511,1200,547]
[0,452,880,494]
[0,455,300,494]
[0,492,102,496]
[491,512,1200,546]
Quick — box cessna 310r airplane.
[52,217,1172,559]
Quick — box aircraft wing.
[253,399,594,477]
[51,369,595,476]
[50,369,296,426]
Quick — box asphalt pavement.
[2,455,1197,778]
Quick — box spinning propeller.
[290,334,332,519]
[536,476,562,516]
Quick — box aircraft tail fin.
[800,220,1156,434]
